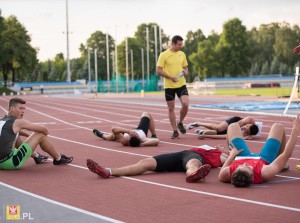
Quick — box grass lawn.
[215,87,299,97]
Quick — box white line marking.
[0,181,124,223]
[1,98,300,213]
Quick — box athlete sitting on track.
[218,114,300,187]
[93,112,159,147]
[86,144,229,183]
[0,97,73,170]
[187,116,259,140]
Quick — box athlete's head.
[231,163,253,187]
[242,124,259,136]
[129,136,141,147]
[249,124,259,135]
[8,97,26,119]
[171,35,184,51]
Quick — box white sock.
[55,154,61,161]
[106,168,112,175]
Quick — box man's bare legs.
[25,132,60,160]
[166,100,177,132]
[111,158,157,176]
[185,158,211,182]
[185,159,202,176]
[178,95,189,124]
[266,123,285,154]
[141,112,157,136]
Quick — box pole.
[131,49,134,81]
[126,37,129,92]
[87,48,91,83]
[115,26,118,93]
[146,27,150,81]
[159,26,162,53]
[154,25,158,74]
[66,0,71,82]
[94,48,98,96]
[141,48,145,89]
[106,33,110,92]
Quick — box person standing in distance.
[157,35,189,139]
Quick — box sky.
[1,0,300,61]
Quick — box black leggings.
[153,150,204,172]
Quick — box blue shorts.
[230,137,281,164]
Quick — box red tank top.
[229,159,267,184]
[189,148,222,168]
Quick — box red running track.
[0,94,299,222]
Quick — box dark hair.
[129,136,141,147]
[171,35,183,44]
[249,124,259,135]
[231,170,252,187]
[9,98,26,108]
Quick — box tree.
[82,31,115,82]
[248,23,280,68]
[1,16,37,85]
[260,61,270,75]
[134,23,169,77]
[249,62,260,76]
[116,37,142,80]
[216,18,251,77]
[189,31,220,79]
[270,57,280,74]
[183,29,206,81]
[274,23,300,67]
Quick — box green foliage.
[0,11,300,85]
[1,15,37,84]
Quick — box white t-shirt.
[124,129,147,142]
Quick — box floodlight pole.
[146,27,150,81]
[87,48,91,83]
[141,48,145,89]
[154,25,158,73]
[159,26,162,53]
[106,33,110,92]
[94,48,98,96]
[115,26,118,93]
[126,37,129,92]
[66,0,71,82]
[131,49,134,81]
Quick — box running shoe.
[186,164,211,183]
[93,129,103,138]
[195,129,205,135]
[86,159,111,179]
[171,131,179,139]
[177,122,186,134]
[186,122,199,130]
[53,154,73,165]
[151,134,158,138]
[33,153,49,164]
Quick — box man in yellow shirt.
[157,35,189,139]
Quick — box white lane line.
[0,182,124,223]
[1,98,300,212]
[51,135,300,212]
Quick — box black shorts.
[165,85,189,101]
[225,116,242,125]
[135,116,150,136]
[153,150,204,172]
[217,116,242,135]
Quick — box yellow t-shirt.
[157,49,188,89]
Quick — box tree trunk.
[12,67,16,85]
